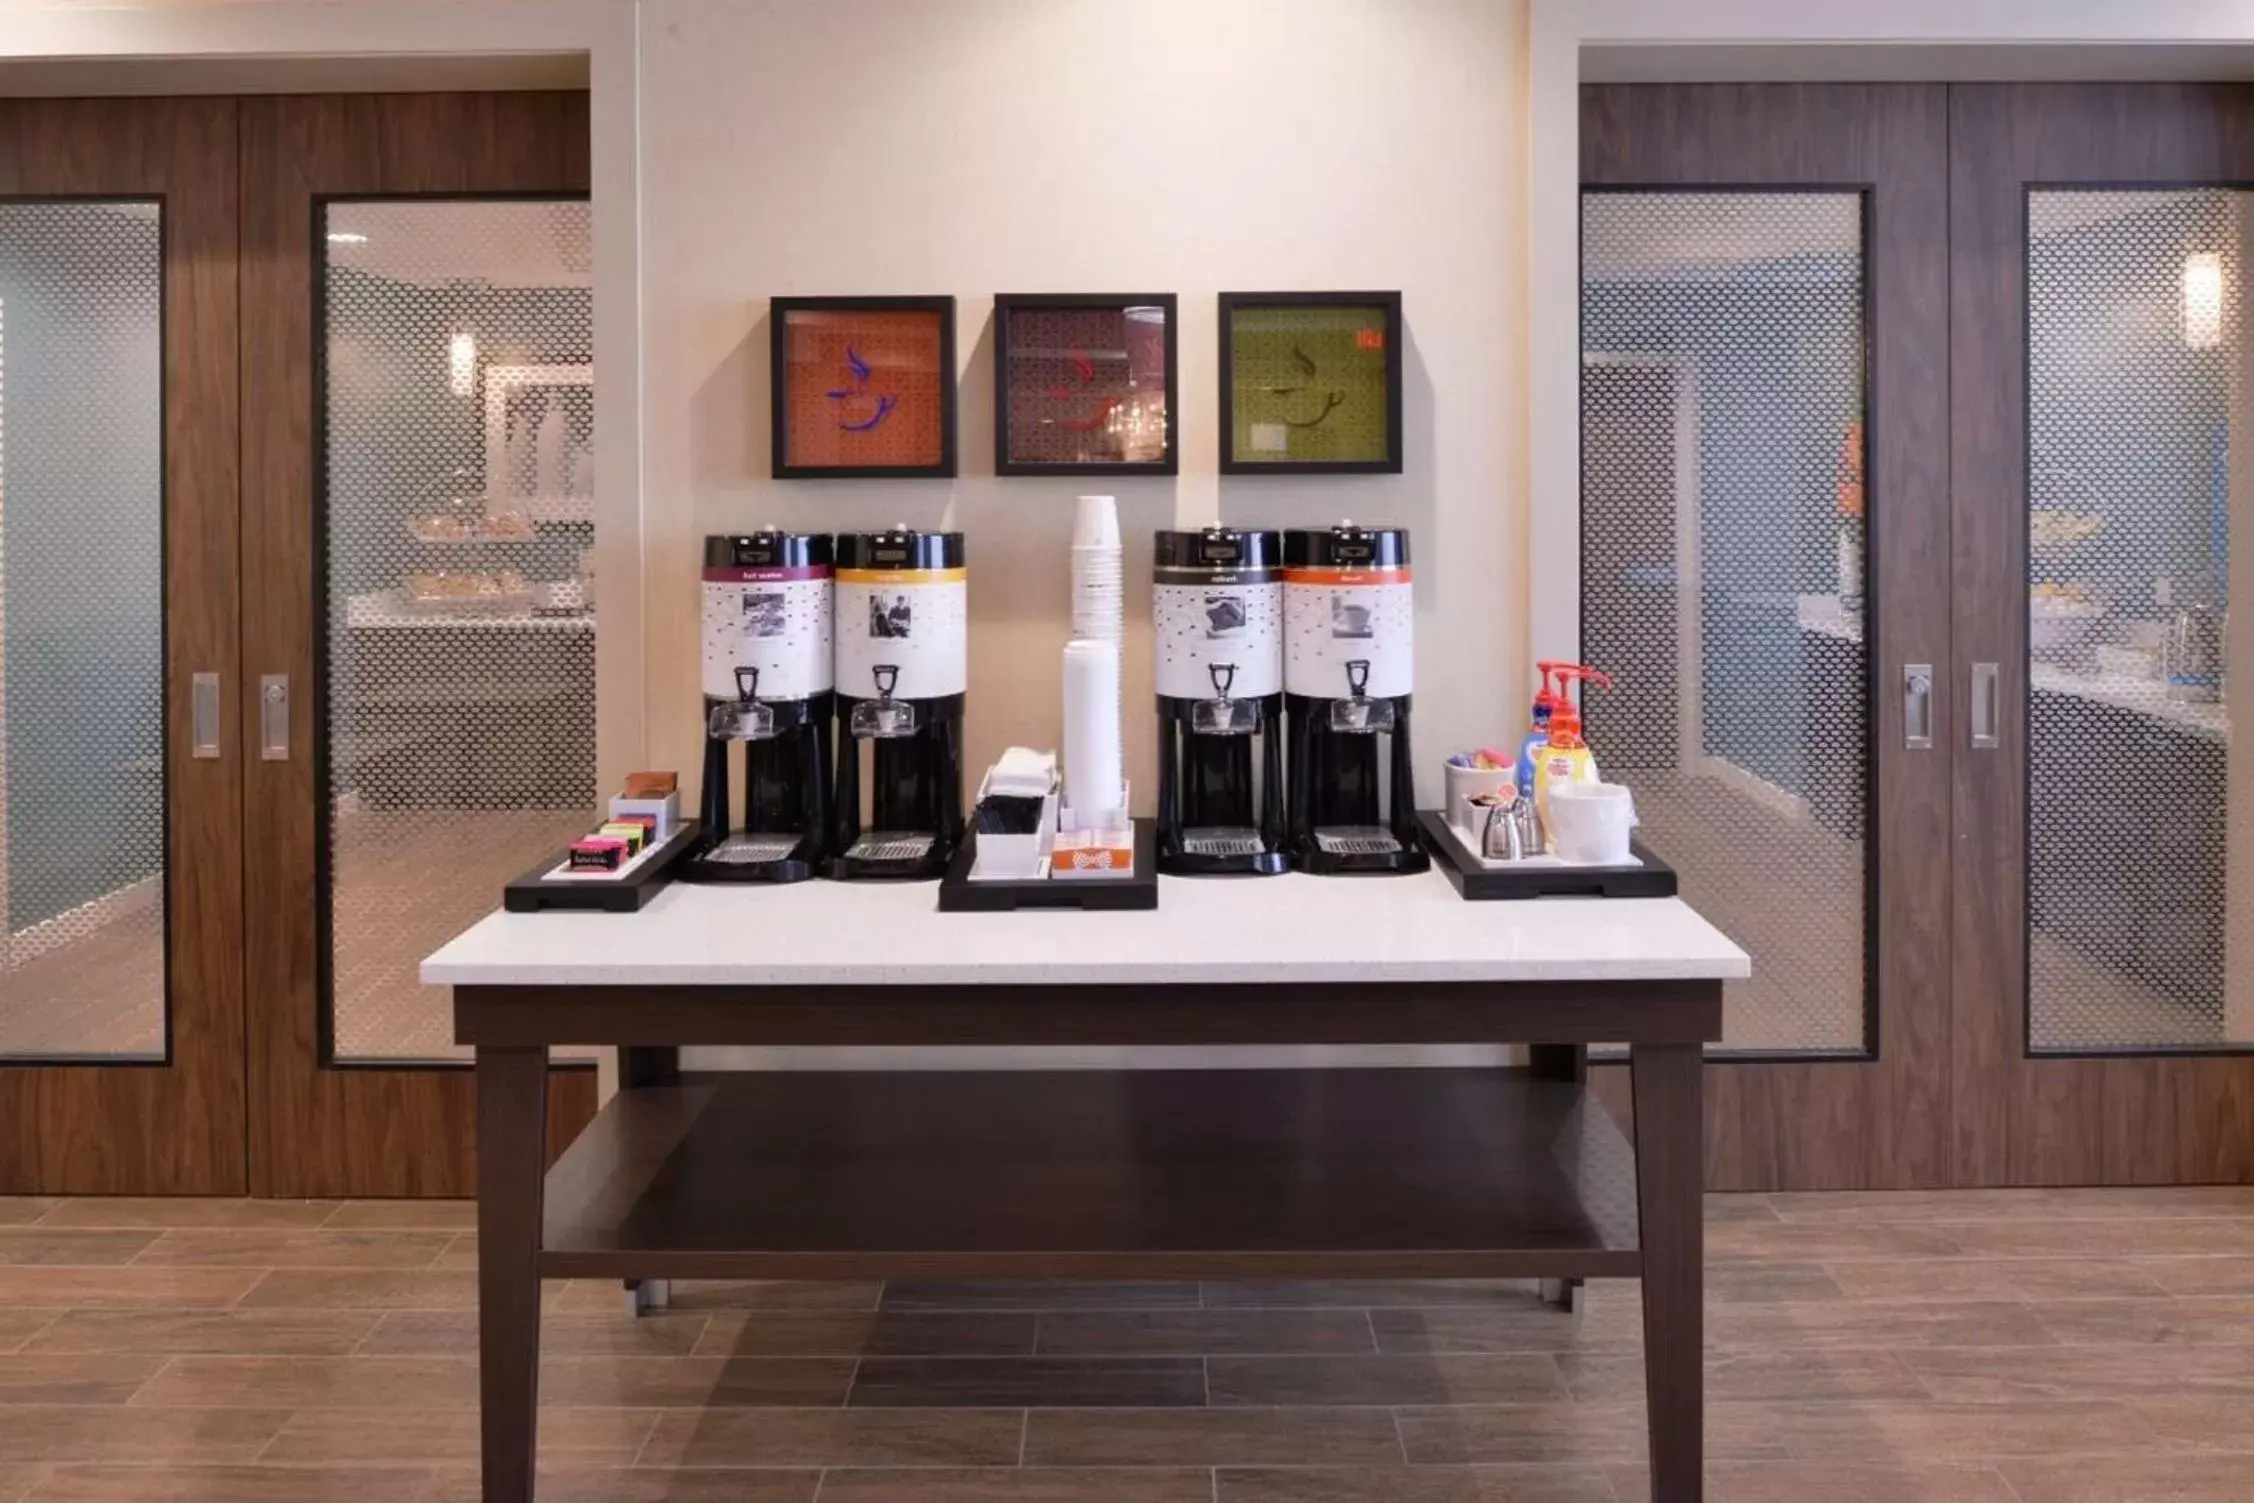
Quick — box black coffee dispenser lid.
[837,526,966,572]
[1283,522,1410,570]
[704,530,833,570]
[1154,527,1280,576]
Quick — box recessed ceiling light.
[327,231,369,245]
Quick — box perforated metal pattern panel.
[1581,192,1869,1055]
[0,203,166,1060]
[2026,190,2246,1053]
[322,200,596,1063]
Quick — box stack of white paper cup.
[1070,494,1124,643]
[1062,637,1124,823]
[1062,495,1125,828]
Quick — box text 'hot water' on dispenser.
[832,527,967,879]
[1284,522,1429,874]
[1154,528,1286,874]
[686,531,834,883]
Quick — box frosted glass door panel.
[2026,189,2248,1053]
[322,199,594,1063]
[1581,191,1869,1055]
[0,203,164,1061]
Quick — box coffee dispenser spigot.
[709,666,780,742]
[849,664,918,739]
[1191,662,1260,736]
[1327,659,1397,734]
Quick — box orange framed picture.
[772,296,956,478]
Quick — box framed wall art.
[993,293,1177,476]
[771,295,957,479]
[1218,291,1403,475]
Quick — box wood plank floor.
[0,1189,2249,1499]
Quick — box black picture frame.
[771,295,958,479]
[993,293,1179,477]
[1218,291,1404,475]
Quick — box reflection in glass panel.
[1581,192,1868,1054]
[0,204,165,1061]
[323,200,595,1062]
[2027,190,2245,1053]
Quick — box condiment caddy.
[1419,809,1676,901]
[504,772,700,912]
[1423,661,1675,900]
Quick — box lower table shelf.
[540,1067,1643,1281]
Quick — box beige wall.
[640,0,1530,811]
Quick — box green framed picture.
[1219,292,1403,474]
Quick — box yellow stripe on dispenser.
[836,567,967,584]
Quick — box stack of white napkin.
[987,745,1058,798]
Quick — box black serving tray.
[939,819,1160,913]
[1416,810,1678,901]
[504,820,701,913]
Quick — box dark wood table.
[434,875,1737,1500]
[453,978,1721,1502]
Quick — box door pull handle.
[1970,661,1999,750]
[260,675,290,761]
[1903,663,1933,750]
[191,672,221,759]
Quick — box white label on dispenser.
[1284,567,1414,700]
[835,569,968,701]
[700,567,834,700]
[1153,580,1283,701]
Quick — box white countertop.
[421,871,1750,987]
[1795,593,2227,742]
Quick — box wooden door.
[242,93,597,1197]
[1951,84,2254,1183]
[1581,85,1956,1189]
[0,99,245,1194]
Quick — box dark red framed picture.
[994,293,1177,477]
[772,295,957,479]
[1219,291,1403,475]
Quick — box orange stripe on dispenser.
[1281,565,1412,585]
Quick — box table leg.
[621,1045,680,1089]
[1529,1046,1588,1312]
[1527,1044,1587,1084]
[618,1049,679,1318]
[1631,1041,1703,1503]
[478,1044,548,1503]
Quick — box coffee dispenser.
[1283,523,1428,874]
[831,527,968,879]
[1153,527,1286,874]
[685,531,835,884]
